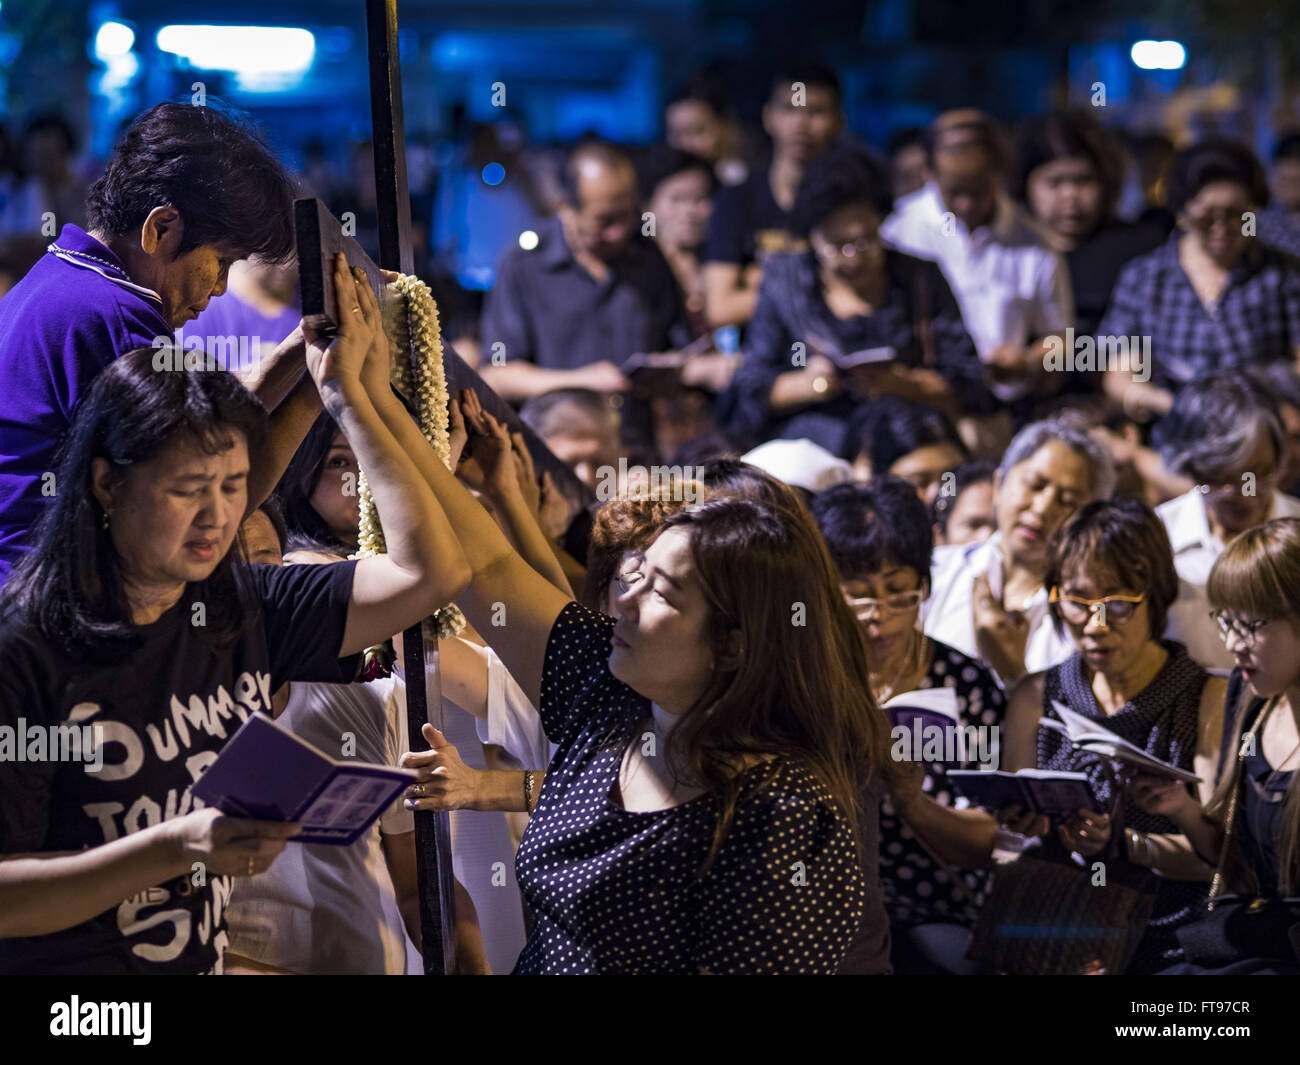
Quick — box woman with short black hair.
[718,146,982,454]
[812,476,1005,974]
[1013,110,1165,340]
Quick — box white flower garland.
[357,273,466,641]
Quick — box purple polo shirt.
[0,224,169,583]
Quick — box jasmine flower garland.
[356,273,466,668]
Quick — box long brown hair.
[655,495,897,872]
[1204,518,1300,894]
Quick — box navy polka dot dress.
[879,640,1006,929]
[512,602,864,974]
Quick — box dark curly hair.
[584,487,702,610]
[86,100,295,261]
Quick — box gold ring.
[351,306,362,313]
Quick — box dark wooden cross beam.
[367,0,456,978]
[293,0,593,976]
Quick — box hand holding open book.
[1045,701,1200,784]
[191,712,417,846]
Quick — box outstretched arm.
[305,256,471,656]
[367,376,571,708]
[458,390,573,597]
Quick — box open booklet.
[884,687,991,766]
[620,333,717,381]
[881,686,961,731]
[948,768,1101,820]
[190,712,417,846]
[1044,700,1200,784]
[830,345,898,370]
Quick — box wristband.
[1126,828,1154,867]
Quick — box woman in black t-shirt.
[0,256,470,973]
[1013,110,1166,343]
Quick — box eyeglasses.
[614,569,645,597]
[843,589,925,617]
[1049,588,1145,625]
[814,234,883,260]
[1210,610,1276,647]
[1193,472,1280,497]
[1184,206,1253,233]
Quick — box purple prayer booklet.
[948,769,1101,821]
[883,687,964,764]
[191,712,417,846]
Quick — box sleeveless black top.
[1216,672,1295,898]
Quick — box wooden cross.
[293,0,592,976]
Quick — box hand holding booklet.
[948,768,1101,821]
[190,712,417,845]
[1045,701,1200,784]
[831,345,899,370]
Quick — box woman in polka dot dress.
[394,429,896,973]
[812,478,1006,973]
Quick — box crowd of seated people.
[7,66,1300,978]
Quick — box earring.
[102,510,110,531]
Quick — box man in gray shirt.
[480,141,691,406]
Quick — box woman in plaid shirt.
[1100,138,1300,421]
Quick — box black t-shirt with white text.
[0,560,361,974]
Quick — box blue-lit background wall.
[0,0,1294,297]
[4,0,1287,164]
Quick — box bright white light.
[1130,40,1186,70]
[518,230,539,251]
[156,25,316,75]
[94,21,135,59]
